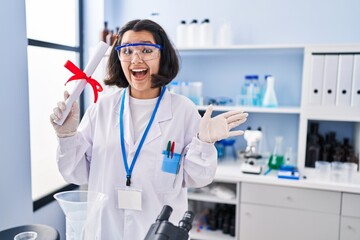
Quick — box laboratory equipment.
[187,19,200,47]
[54,190,108,240]
[0,224,60,240]
[243,129,262,159]
[277,165,300,180]
[268,136,284,170]
[13,231,37,240]
[344,162,358,183]
[219,139,237,161]
[216,23,233,46]
[241,129,262,174]
[188,82,203,105]
[315,160,331,181]
[199,18,214,47]
[144,205,194,240]
[176,20,187,48]
[262,75,278,107]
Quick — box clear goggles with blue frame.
[115,43,163,62]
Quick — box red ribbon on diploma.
[64,60,103,103]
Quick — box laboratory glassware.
[268,136,284,170]
[262,75,278,107]
[54,190,108,240]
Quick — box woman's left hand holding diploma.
[50,91,80,138]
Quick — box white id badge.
[116,187,142,211]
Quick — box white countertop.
[215,161,360,194]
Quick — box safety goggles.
[115,43,163,62]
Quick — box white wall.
[0,1,65,239]
[0,0,33,230]
[109,0,360,46]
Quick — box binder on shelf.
[336,54,354,107]
[351,54,360,107]
[321,54,339,106]
[309,54,325,105]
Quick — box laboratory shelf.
[196,105,301,114]
[178,44,304,54]
[190,229,235,240]
[188,192,237,205]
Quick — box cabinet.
[298,45,360,173]
[188,180,239,240]
[340,193,360,240]
[240,182,340,240]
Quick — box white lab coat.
[56,88,217,240]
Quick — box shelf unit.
[196,105,301,114]
[180,44,360,240]
[298,45,360,174]
[188,181,240,240]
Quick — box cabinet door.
[340,217,360,240]
[342,193,360,218]
[240,203,339,240]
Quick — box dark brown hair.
[104,19,180,88]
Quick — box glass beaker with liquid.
[268,136,284,170]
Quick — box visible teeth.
[132,69,146,72]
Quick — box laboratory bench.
[188,161,360,240]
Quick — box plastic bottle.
[262,75,278,107]
[176,20,187,48]
[216,23,233,46]
[112,26,120,44]
[305,122,323,168]
[100,21,109,42]
[187,19,200,47]
[241,75,252,106]
[106,30,113,45]
[252,75,260,106]
[268,136,284,170]
[199,18,213,47]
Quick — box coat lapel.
[143,89,172,145]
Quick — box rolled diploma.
[54,41,110,125]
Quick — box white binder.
[322,54,339,106]
[336,54,354,106]
[309,55,325,105]
[352,54,360,107]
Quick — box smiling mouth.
[131,69,148,78]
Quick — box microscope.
[144,205,194,240]
[240,128,263,174]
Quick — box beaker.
[219,139,237,161]
[14,232,38,240]
[54,190,108,240]
[268,136,284,170]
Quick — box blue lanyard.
[120,87,166,186]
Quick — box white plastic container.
[216,23,234,46]
[199,18,213,47]
[188,82,203,105]
[176,20,187,48]
[187,19,200,47]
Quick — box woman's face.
[120,30,161,99]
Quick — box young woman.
[50,19,248,239]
